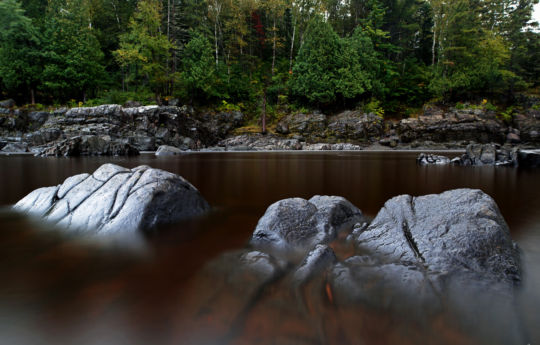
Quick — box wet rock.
[250,196,364,257]
[379,135,399,147]
[155,145,184,156]
[13,163,210,236]
[354,189,521,286]
[465,143,496,165]
[330,257,437,308]
[303,143,331,151]
[293,244,337,284]
[0,99,15,108]
[517,149,540,168]
[0,142,28,153]
[39,135,139,157]
[417,153,451,165]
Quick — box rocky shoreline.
[1,99,539,155]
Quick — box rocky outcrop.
[250,196,365,257]
[276,111,384,142]
[216,134,364,151]
[417,143,540,167]
[37,135,139,157]
[0,104,247,154]
[13,163,210,236]
[326,111,384,141]
[0,99,15,108]
[397,107,507,144]
[0,142,28,153]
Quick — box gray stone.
[354,189,521,285]
[250,196,364,257]
[155,145,184,156]
[13,163,210,236]
[27,111,49,130]
[293,244,337,284]
[0,99,15,108]
[39,135,139,157]
[1,142,28,153]
[417,153,451,165]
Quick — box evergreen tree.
[115,0,173,101]
[179,32,216,102]
[289,17,374,105]
[0,0,42,104]
[40,0,107,102]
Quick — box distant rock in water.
[155,145,185,156]
[417,143,540,167]
[416,153,451,165]
[13,163,210,236]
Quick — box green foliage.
[114,0,173,99]
[0,0,538,110]
[40,0,107,101]
[499,106,514,123]
[362,98,385,119]
[217,100,243,113]
[177,32,216,102]
[85,90,156,106]
[0,0,41,101]
[289,18,375,105]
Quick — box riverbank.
[1,98,539,155]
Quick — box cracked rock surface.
[13,163,210,236]
[354,189,521,286]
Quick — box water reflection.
[0,152,539,344]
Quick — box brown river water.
[0,152,539,344]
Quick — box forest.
[0,0,539,115]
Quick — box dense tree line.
[0,0,539,113]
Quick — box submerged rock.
[250,196,364,257]
[13,163,210,236]
[417,153,451,165]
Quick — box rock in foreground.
[250,196,365,257]
[13,164,210,236]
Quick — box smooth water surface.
[0,152,539,344]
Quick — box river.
[0,152,539,344]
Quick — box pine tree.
[0,0,42,104]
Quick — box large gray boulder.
[250,195,364,256]
[354,189,521,285]
[13,163,210,236]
